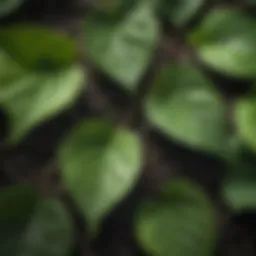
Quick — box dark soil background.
[1,0,256,255]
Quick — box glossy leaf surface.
[58,119,142,233]
[145,63,228,155]
[84,0,160,90]
[0,64,85,143]
[0,25,85,143]
[190,8,256,78]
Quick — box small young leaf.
[235,97,256,151]
[0,25,77,69]
[136,179,216,256]
[0,0,25,18]
[190,8,256,78]
[84,0,160,91]
[0,64,85,144]
[145,63,228,155]
[58,119,142,233]
[0,185,73,256]
[162,0,205,26]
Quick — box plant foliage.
[145,63,228,155]
[0,25,85,143]
[0,185,73,255]
[136,179,216,256]
[58,119,142,234]
[1,0,256,255]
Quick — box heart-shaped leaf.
[84,0,160,91]
[136,179,216,256]
[0,184,73,256]
[190,8,256,78]
[0,0,25,18]
[0,25,85,144]
[145,63,228,155]
[58,119,143,233]
[162,0,205,26]
[235,96,256,151]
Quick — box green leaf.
[136,179,216,256]
[0,25,77,69]
[223,180,256,212]
[0,0,25,18]
[190,8,256,78]
[0,25,85,143]
[162,0,205,26]
[235,97,256,151]
[0,185,73,256]
[0,63,85,144]
[58,119,142,233]
[84,0,160,91]
[223,142,256,211]
[145,63,228,155]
